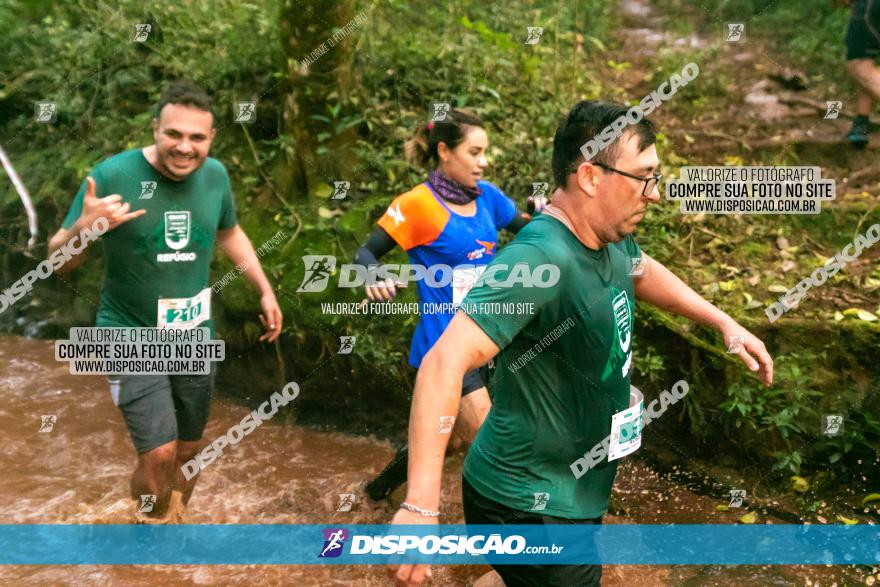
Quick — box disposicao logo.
[319,528,349,558]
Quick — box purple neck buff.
[428,168,481,205]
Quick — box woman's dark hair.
[154,79,214,123]
[551,100,656,188]
[404,108,485,168]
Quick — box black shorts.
[461,367,487,396]
[461,476,603,587]
[846,0,880,60]
[108,365,216,454]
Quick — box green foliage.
[1,0,877,492]
[658,0,851,85]
[633,344,666,385]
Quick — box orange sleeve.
[377,184,449,250]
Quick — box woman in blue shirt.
[355,109,544,500]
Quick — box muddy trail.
[613,0,880,323]
[0,335,871,587]
[3,1,880,586]
[617,0,879,173]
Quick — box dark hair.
[404,108,485,168]
[154,80,214,123]
[551,100,656,188]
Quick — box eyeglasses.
[572,162,662,197]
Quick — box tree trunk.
[279,0,360,200]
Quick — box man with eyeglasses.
[388,100,774,587]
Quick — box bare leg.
[847,59,880,102]
[365,387,492,501]
[130,440,177,517]
[857,89,873,116]
[174,439,203,505]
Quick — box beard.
[157,148,202,180]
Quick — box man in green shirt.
[389,100,774,586]
[47,80,283,521]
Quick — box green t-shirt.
[62,149,237,332]
[460,214,641,519]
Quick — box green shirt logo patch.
[601,287,634,381]
[164,211,191,250]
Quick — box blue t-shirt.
[377,180,516,367]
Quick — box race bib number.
[157,288,211,330]
[452,265,487,308]
[608,386,644,462]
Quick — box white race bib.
[157,288,211,330]
[452,265,487,308]
[608,386,644,461]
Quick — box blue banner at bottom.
[0,524,878,565]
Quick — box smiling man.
[389,100,774,587]
[47,80,283,521]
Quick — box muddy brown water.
[0,336,871,585]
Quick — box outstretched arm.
[633,253,773,386]
[216,225,282,342]
[388,312,500,586]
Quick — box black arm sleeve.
[505,210,530,234]
[354,226,398,266]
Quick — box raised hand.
[81,176,146,231]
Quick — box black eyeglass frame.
[571,161,662,197]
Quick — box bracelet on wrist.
[400,501,440,517]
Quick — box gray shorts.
[108,365,216,454]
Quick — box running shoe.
[848,116,870,148]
